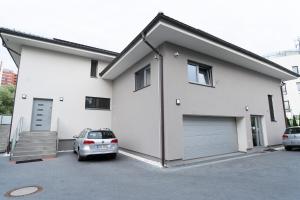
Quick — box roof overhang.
[101,14,298,81]
[0,29,118,68]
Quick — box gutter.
[280,82,288,128]
[141,33,166,168]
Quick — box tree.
[287,118,291,127]
[292,115,298,127]
[0,84,15,115]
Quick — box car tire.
[111,153,117,159]
[77,149,84,161]
[285,146,292,151]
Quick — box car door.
[291,128,300,145]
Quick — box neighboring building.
[0,13,298,164]
[1,68,17,86]
[267,51,300,118]
[0,61,2,86]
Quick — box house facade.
[0,13,298,164]
[268,51,300,119]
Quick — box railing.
[10,117,24,160]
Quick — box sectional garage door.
[183,116,238,160]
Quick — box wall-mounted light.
[174,52,180,57]
[59,97,64,102]
[245,105,249,111]
[154,55,159,60]
[176,99,181,106]
[21,94,27,99]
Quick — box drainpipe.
[280,81,288,128]
[141,33,166,168]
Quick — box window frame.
[268,95,276,122]
[187,60,213,87]
[284,100,290,112]
[296,82,300,92]
[85,96,110,110]
[90,60,98,78]
[292,66,299,74]
[134,64,151,91]
[282,83,287,95]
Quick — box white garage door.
[183,116,238,160]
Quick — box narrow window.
[268,95,276,122]
[85,96,110,110]
[282,84,287,95]
[91,60,98,77]
[297,82,300,92]
[292,66,299,74]
[187,61,212,86]
[135,65,151,90]
[284,100,290,111]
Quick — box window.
[282,84,287,95]
[292,66,299,74]
[85,97,110,110]
[187,61,212,86]
[90,60,98,77]
[284,100,290,111]
[135,65,151,90]
[87,131,115,139]
[268,95,276,122]
[297,82,300,92]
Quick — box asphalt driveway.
[0,150,300,200]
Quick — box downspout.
[141,33,166,167]
[280,81,288,128]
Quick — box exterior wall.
[11,46,112,140]
[112,52,161,158]
[162,43,285,160]
[270,54,300,118]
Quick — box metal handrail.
[10,117,24,159]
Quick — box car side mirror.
[73,135,78,139]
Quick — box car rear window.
[87,131,115,139]
[285,128,300,134]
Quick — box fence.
[0,115,12,125]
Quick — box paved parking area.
[0,150,300,200]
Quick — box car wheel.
[111,153,117,159]
[285,146,292,151]
[77,149,84,161]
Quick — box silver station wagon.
[282,127,300,151]
[73,128,118,161]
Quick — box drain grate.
[16,159,43,164]
[5,186,43,197]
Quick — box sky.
[1,0,300,73]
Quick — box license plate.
[96,144,107,149]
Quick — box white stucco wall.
[271,54,300,117]
[11,46,112,140]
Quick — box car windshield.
[87,131,115,139]
[285,128,300,134]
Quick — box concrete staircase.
[0,125,10,153]
[11,131,57,162]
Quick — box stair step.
[15,143,56,148]
[18,138,57,143]
[11,153,57,162]
[20,131,57,136]
[13,149,57,156]
[14,146,56,151]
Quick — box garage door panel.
[183,116,238,160]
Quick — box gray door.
[183,116,238,160]
[31,99,53,131]
[251,116,264,146]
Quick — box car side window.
[79,131,86,138]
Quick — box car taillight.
[83,140,95,144]
[111,139,118,144]
[282,134,288,140]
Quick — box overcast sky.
[1,0,300,72]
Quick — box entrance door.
[31,99,53,131]
[251,116,264,146]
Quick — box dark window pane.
[135,65,150,90]
[268,95,275,121]
[91,60,98,77]
[198,67,209,85]
[187,63,197,83]
[87,131,115,139]
[85,97,110,110]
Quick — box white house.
[1,13,298,165]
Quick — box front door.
[31,99,53,131]
[251,116,264,147]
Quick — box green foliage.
[292,115,298,126]
[0,84,15,115]
[287,118,291,127]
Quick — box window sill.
[90,76,98,78]
[133,84,151,92]
[188,82,215,88]
[85,108,111,111]
[271,120,277,123]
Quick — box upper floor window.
[282,84,287,95]
[292,66,299,74]
[135,65,151,91]
[297,82,300,92]
[268,95,276,122]
[91,60,98,78]
[284,100,290,111]
[85,96,110,110]
[187,61,212,86]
